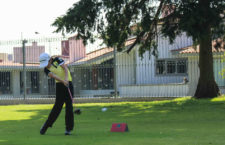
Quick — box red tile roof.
[172,39,225,54]
[71,38,136,64]
[0,38,136,67]
[0,62,39,67]
[75,47,114,63]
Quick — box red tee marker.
[110,123,129,132]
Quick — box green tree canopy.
[52,0,225,98]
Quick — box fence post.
[22,40,27,100]
[113,46,117,97]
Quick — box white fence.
[0,35,224,100]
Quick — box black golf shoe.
[40,123,49,135]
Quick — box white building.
[0,34,224,98]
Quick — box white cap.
[39,53,50,68]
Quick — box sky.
[0,0,103,54]
[0,0,79,40]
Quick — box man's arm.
[61,63,69,83]
[48,72,68,87]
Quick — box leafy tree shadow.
[0,97,225,145]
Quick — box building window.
[156,60,166,74]
[156,58,187,75]
[167,60,176,74]
[0,72,11,94]
[20,71,40,94]
[98,59,114,89]
[79,59,114,90]
[30,72,39,93]
[177,60,187,73]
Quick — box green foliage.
[52,0,102,45]
[52,0,224,98]
[52,0,224,57]
[161,0,225,44]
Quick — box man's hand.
[63,80,69,87]
[46,57,53,69]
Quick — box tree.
[52,0,225,98]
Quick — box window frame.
[155,58,188,76]
[0,71,11,94]
[30,71,40,94]
[20,71,40,94]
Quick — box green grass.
[1,96,225,145]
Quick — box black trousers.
[45,82,74,131]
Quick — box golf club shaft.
[67,85,80,114]
[67,87,74,103]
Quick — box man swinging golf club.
[39,53,76,135]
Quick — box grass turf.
[1,96,225,145]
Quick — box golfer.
[39,53,74,135]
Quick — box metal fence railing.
[0,34,224,101]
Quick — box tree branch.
[127,0,166,53]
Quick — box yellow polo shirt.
[44,57,72,83]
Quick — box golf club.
[67,86,81,115]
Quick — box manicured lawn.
[1,96,225,145]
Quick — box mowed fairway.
[1,97,225,145]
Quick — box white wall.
[136,33,193,85]
[79,89,113,97]
[186,55,225,96]
[214,56,225,87]
[116,49,136,92]
[187,56,199,96]
[120,83,189,97]
[12,71,20,96]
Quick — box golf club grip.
[67,87,74,103]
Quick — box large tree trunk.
[194,25,220,98]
